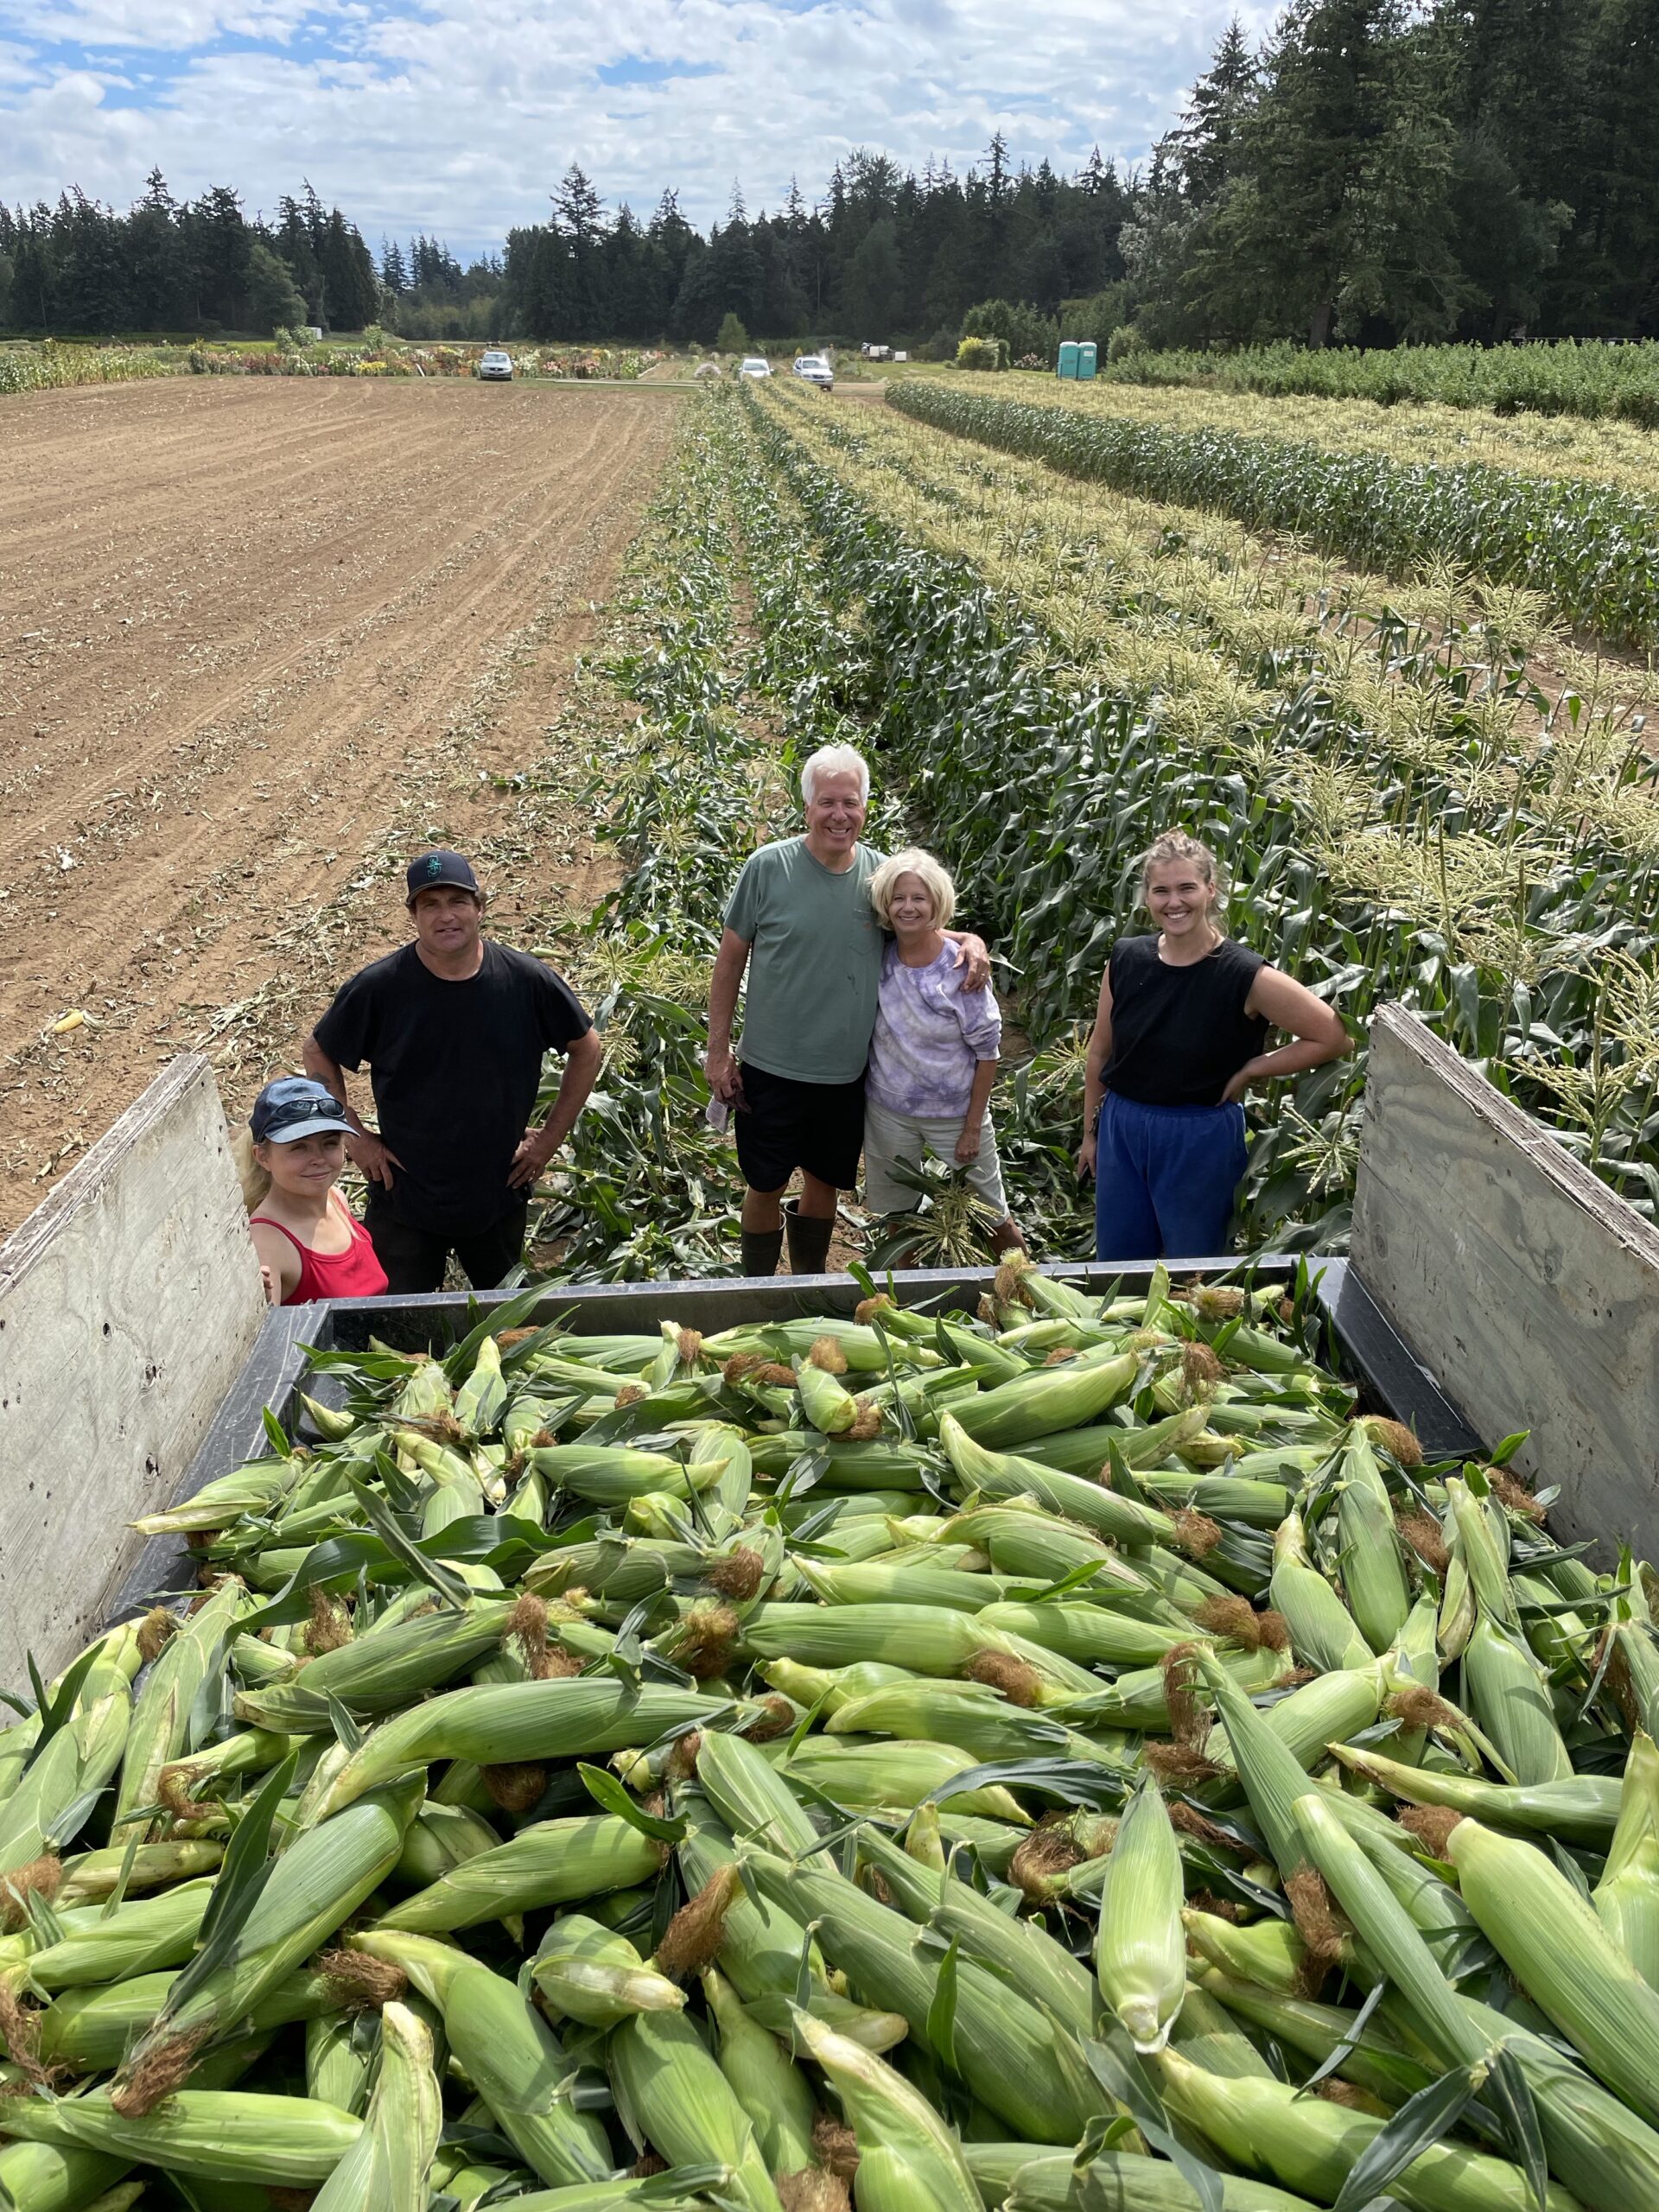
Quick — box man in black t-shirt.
[303,849,601,1294]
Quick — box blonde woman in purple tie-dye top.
[863,849,1026,1252]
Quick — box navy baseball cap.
[251,1077,354,1144]
[405,849,480,905]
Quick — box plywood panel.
[1352,1005,1659,1552]
[0,1054,265,1685]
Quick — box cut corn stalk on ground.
[3,1270,1655,2211]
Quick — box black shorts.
[735,1063,865,1192]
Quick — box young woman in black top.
[1077,833,1351,1261]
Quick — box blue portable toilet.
[1057,341,1080,380]
[1077,341,1098,380]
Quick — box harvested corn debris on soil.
[3,1257,1655,2212]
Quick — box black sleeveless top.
[1102,934,1268,1108]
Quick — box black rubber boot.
[784,1200,836,1277]
[740,1226,785,1277]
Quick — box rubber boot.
[784,1199,836,1277]
[740,1226,785,1278]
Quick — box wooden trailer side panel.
[1353,1003,1659,1550]
[0,1054,265,1682]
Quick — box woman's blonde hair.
[868,847,957,930]
[1138,831,1226,913]
[232,1123,271,1212]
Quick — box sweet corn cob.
[608,2006,785,2212]
[1094,1775,1185,2054]
[311,1999,442,2212]
[112,1579,245,1841]
[1336,1475,1413,1652]
[1269,1510,1371,1672]
[1593,1728,1659,1987]
[790,2002,982,2212]
[0,2086,363,2188]
[702,1965,820,2178]
[374,1813,666,1933]
[1461,1613,1574,1786]
[234,1598,510,1732]
[531,1916,684,2027]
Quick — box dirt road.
[0,377,677,1236]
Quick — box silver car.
[793,354,834,391]
[477,349,514,381]
[739,356,772,379]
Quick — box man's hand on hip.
[509,1128,559,1190]
[347,1130,403,1188]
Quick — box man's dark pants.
[363,1190,529,1295]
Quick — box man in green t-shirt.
[706,744,988,1275]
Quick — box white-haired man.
[705,744,988,1274]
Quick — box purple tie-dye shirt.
[866,941,1002,1116]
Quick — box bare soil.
[0,377,678,1236]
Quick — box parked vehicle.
[739,356,773,379]
[794,353,835,391]
[476,349,514,381]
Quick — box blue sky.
[0,0,1276,258]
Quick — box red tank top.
[251,1202,389,1305]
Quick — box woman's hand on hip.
[1219,1069,1253,1106]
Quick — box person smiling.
[862,849,1024,1252]
[705,746,989,1276]
[303,849,601,1294]
[1077,832,1351,1262]
[241,1077,389,1306]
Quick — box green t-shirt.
[724,836,886,1084]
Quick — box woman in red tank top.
[243,1077,389,1306]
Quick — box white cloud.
[0,0,1281,250]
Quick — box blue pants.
[1094,1090,1248,1262]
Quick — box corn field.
[0,341,186,396]
[1096,337,1659,428]
[9,1264,1659,2209]
[887,379,1659,652]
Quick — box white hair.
[801,743,870,807]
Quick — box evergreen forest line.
[5,0,1656,351]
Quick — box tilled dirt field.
[0,377,678,1236]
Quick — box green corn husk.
[1167,1980,1278,2082]
[695,1730,819,1855]
[1269,1511,1372,1673]
[937,1416,1174,1547]
[962,2142,1321,2210]
[375,1813,667,1933]
[1593,1728,1659,1986]
[744,1850,1104,2145]
[1094,1775,1185,2054]
[53,1840,225,1908]
[1200,1971,1434,2107]
[774,1737,1029,1824]
[702,1965,819,2178]
[0,2087,363,2188]
[234,1598,510,1732]
[1460,1613,1575,1786]
[0,1630,141,1879]
[789,2003,982,2212]
[749,1434,935,1486]
[308,1681,727,1815]
[130,1459,300,1535]
[117,1775,423,2088]
[738,1602,997,1676]
[395,1802,503,1888]
[1205,1658,1385,1783]
[1156,2045,1578,2212]
[745,1986,910,2051]
[112,1580,246,1840]
[527,1444,722,1505]
[925,1862,1096,2040]
[607,2006,785,2212]
[823,1681,1071,1764]
[791,1555,1007,1611]
[1448,1813,1659,2132]
[351,1929,613,2186]
[22,1877,216,1990]
[1336,1477,1413,1652]
[311,1999,443,2212]
[1332,1745,1620,1845]
[794,1355,861,1436]
[531,1916,684,2028]
[37,1973,358,2070]
[677,1796,822,2001]
[973,1601,1188,1668]
[946,1352,1138,1450]
[308,2007,377,2115]
[1181,1909,1311,1994]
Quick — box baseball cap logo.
[426,856,442,879]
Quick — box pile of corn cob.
[4,1258,1657,2212]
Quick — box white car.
[477,349,514,381]
[793,354,834,391]
[738,356,772,379]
